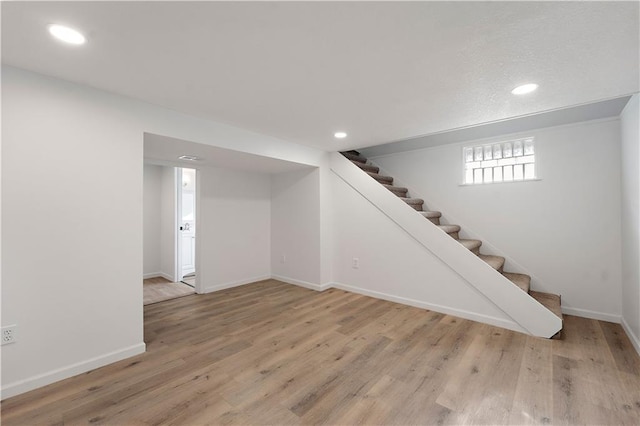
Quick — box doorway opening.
[142,163,197,305]
[177,167,197,288]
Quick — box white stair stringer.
[330,152,562,338]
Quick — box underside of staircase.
[341,150,563,338]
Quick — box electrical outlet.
[352,258,359,269]
[281,254,286,263]
[2,325,17,345]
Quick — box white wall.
[2,68,146,397]
[198,167,271,292]
[621,94,640,353]
[143,164,162,277]
[1,66,325,398]
[143,164,182,281]
[319,159,334,285]
[147,164,271,289]
[367,119,623,322]
[271,168,322,287]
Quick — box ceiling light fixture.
[511,83,538,95]
[178,155,201,161]
[48,24,86,45]
[334,132,347,139]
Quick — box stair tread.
[343,152,367,163]
[458,239,482,250]
[366,171,393,183]
[382,184,408,192]
[478,254,505,271]
[399,197,424,204]
[503,272,531,293]
[530,290,563,320]
[352,161,379,173]
[420,211,442,218]
[437,224,461,233]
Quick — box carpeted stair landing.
[342,150,563,337]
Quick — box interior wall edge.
[200,275,272,294]
[330,281,525,334]
[621,316,640,356]
[560,307,621,324]
[271,274,331,292]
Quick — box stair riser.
[405,203,424,211]
[447,231,459,240]
[356,163,380,173]
[428,217,441,225]
[502,272,531,294]
[388,188,408,197]
[459,239,482,254]
[344,153,366,163]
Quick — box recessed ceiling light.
[334,132,347,139]
[178,155,201,161]
[48,24,86,45]
[511,83,538,95]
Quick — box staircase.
[341,150,563,338]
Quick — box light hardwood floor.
[2,280,639,425]
[143,276,195,305]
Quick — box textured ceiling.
[2,2,638,151]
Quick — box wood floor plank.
[286,335,392,417]
[599,320,640,376]
[143,277,195,305]
[2,280,640,425]
[552,354,596,425]
[336,298,397,335]
[509,336,554,425]
[387,316,477,402]
[337,374,396,425]
[435,326,526,425]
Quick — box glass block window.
[463,138,536,184]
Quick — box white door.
[177,168,196,279]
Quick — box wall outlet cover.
[2,325,17,345]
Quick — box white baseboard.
[330,281,526,334]
[621,317,640,357]
[561,306,621,323]
[143,272,174,281]
[159,272,175,282]
[0,342,146,400]
[202,275,272,294]
[271,275,332,292]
